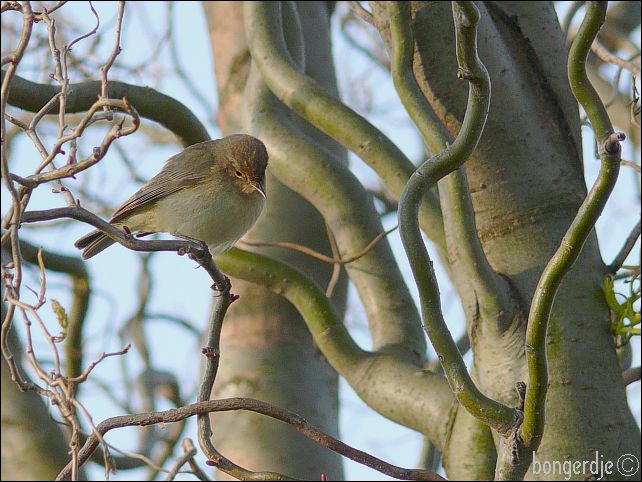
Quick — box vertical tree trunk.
[371,1,640,479]
[203,2,347,479]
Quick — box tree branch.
[19,206,227,289]
[517,2,623,479]
[216,248,455,450]
[242,0,447,254]
[397,1,520,436]
[0,71,210,147]
[56,397,444,481]
[242,30,427,361]
[607,219,641,274]
[387,1,515,328]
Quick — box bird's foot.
[175,235,210,261]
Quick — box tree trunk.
[371,1,640,479]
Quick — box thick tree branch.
[242,0,447,254]
[216,247,455,450]
[0,71,210,147]
[242,16,426,363]
[622,366,641,386]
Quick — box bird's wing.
[110,141,218,224]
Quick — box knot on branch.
[201,347,220,359]
[456,68,475,81]
[600,132,625,156]
[515,381,527,412]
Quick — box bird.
[75,134,268,260]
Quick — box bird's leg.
[173,233,209,259]
[173,233,235,296]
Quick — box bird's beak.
[252,179,266,199]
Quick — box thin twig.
[240,226,398,265]
[348,1,375,27]
[325,221,342,298]
[607,220,641,274]
[621,159,641,172]
[592,38,641,78]
[182,438,211,481]
[164,439,198,481]
[68,344,131,383]
[100,1,125,104]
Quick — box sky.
[1,2,640,481]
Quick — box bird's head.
[221,134,268,198]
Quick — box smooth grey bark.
[203,2,346,479]
[370,1,640,479]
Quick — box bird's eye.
[235,170,243,178]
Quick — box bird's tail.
[74,229,116,259]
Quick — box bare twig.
[100,1,125,103]
[324,221,342,298]
[68,344,131,383]
[592,38,641,78]
[182,438,211,481]
[621,159,641,172]
[607,220,641,274]
[164,449,197,481]
[348,1,375,27]
[164,438,198,481]
[1,0,35,394]
[240,226,398,265]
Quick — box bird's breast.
[154,181,265,252]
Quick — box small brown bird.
[75,134,268,259]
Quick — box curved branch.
[196,263,258,480]
[217,249,365,372]
[57,397,444,481]
[242,1,447,254]
[388,1,514,327]
[216,248,454,449]
[397,1,519,435]
[519,1,623,477]
[0,71,210,147]
[1,0,35,395]
[243,59,426,361]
